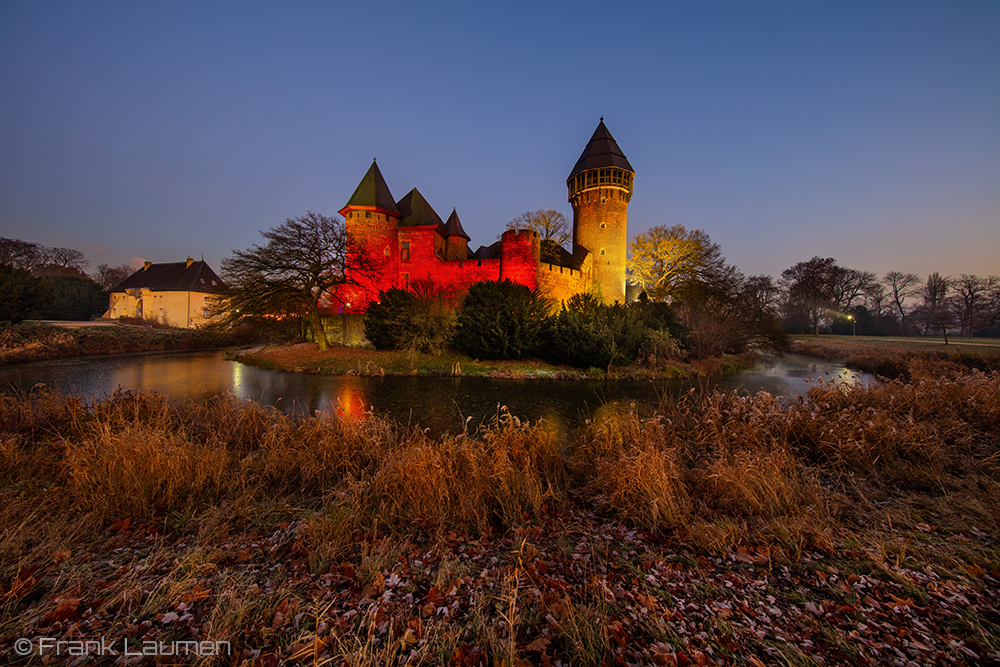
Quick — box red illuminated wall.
[333,228,542,313]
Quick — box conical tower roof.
[343,159,400,216]
[567,119,634,181]
[443,208,471,241]
[395,188,445,229]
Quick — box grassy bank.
[0,322,239,366]
[1,366,998,665]
[229,342,753,380]
[791,336,1000,381]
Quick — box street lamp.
[847,315,856,337]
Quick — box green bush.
[453,280,548,359]
[364,288,415,350]
[545,294,648,369]
[39,275,107,320]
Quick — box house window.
[400,241,411,262]
[203,308,209,318]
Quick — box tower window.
[600,223,606,229]
[400,241,411,262]
[600,248,606,256]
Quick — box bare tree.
[93,263,137,291]
[864,280,888,317]
[45,246,89,271]
[219,212,382,350]
[950,274,995,338]
[918,272,950,336]
[0,237,44,271]
[831,267,877,310]
[780,257,839,335]
[505,209,571,262]
[883,271,922,334]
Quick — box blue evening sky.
[1,1,997,281]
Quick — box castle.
[335,119,634,312]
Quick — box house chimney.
[143,261,152,271]
[186,256,194,268]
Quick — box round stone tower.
[567,119,634,304]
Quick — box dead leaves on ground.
[2,510,999,666]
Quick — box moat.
[0,350,873,437]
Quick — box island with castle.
[334,119,634,313]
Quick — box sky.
[1,1,998,282]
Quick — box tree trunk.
[310,307,330,351]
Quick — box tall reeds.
[1,368,997,540]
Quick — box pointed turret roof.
[567,119,634,180]
[343,160,400,216]
[395,188,445,229]
[443,208,471,241]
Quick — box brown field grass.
[1,358,999,664]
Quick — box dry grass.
[2,365,999,664]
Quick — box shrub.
[637,328,685,367]
[544,294,647,369]
[364,281,459,353]
[453,280,548,359]
[401,278,459,354]
[364,288,415,350]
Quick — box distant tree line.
[625,226,1000,340]
[777,257,1000,339]
[0,236,136,322]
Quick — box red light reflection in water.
[329,377,369,423]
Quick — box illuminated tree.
[627,224,725,303]
[219,212,380,350]
[505,209,570,262]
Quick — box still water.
[0,350,872,436]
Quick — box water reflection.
[0,351,875,437]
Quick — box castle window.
[366,211,371,219]
[600,248,606,256]
[600,223,606,229]
[384,246,390,258]
[402,272,410,290]
[400,241,410,262]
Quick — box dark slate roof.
[443,208,471,241]
[473,240,502,260]
[542,242,577,268]
[395,188,445,230]
[567,119,634,180]
[110,260,226,294]
[343,160,400,216]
